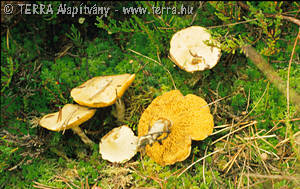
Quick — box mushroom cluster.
[137,90,214,166]
[71,73,135,122]
[39,73,136,146]
[39,26,218,165]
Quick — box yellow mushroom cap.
[99,125,138,163]
[179,94,214,140]
[138,90,214,166]
[70,74,135,108]
[169,26,221,72]
[39,104,96,131]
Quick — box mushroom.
[39,104,96,146]
[99,125,138,163]
[169,26,221,72]
[137,90,214,166]
[70,73,135,121]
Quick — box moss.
[1,1,299,188]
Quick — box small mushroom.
[39,104,96,146]
[99,125,138,163]
[70,73,135,121]
[169,26,221,72]
[137,90,214,166]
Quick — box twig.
[276,131,300,148]
[287,28,300,119]
[135,61,151,74]
[245,88,251,113]
[223,144,246,174]
[242,45,300,113]
[177,149,223,178]
[8,157,26,171]
[247,180,269,188]
[265,120,282,136]
[32,181,60,189]
[250,126,270,174]
[238,1,300,26]
[156,27,176,30]
[147,175,164,189]
[211,125,232,136]
[225,119,234,150]
[55,175,80,189]
[214,118,300,129]
[209,167,218,185]
[85,50,91,78]
[203,146,208,185]
[200,95,231,109]
[85,177,89,189]
[214,121,251,129]
[212,121,258,145]
[237,158,247,189]
[207,18,258,29]
[190,2,205,25]
[212,83,269,145]
[282,10,300,15]
[238,82,269,124]
[266,14,300,26]
[285,29,300,160]
[246,173,300,181]
[244,134,276,140]
[65,52,80,58]
[2,28,14,93]
[259,147,280,159]
[128,48,177,90]
[246,157,250,188]
[258,136,276,149]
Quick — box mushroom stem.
[137,118,171,150]
[113,98,125,122]
[149,119,171,139]
[71,126,95,146]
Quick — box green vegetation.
[1,1,299,188]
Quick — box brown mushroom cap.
[39,104,96,131]
[169,26,221,72]
[138,90,214,166]
[70,74,135,108]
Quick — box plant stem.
[242,45,300,114]
[114,98,125,122]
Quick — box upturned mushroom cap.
[70,74,135,108]
[179,93,214,140]
[138,90,214,166]
[39,104,96,131]
[169,26,221,72]
[99,125,138,163]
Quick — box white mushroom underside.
[170,26,221,72]
[99,126,138,163]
